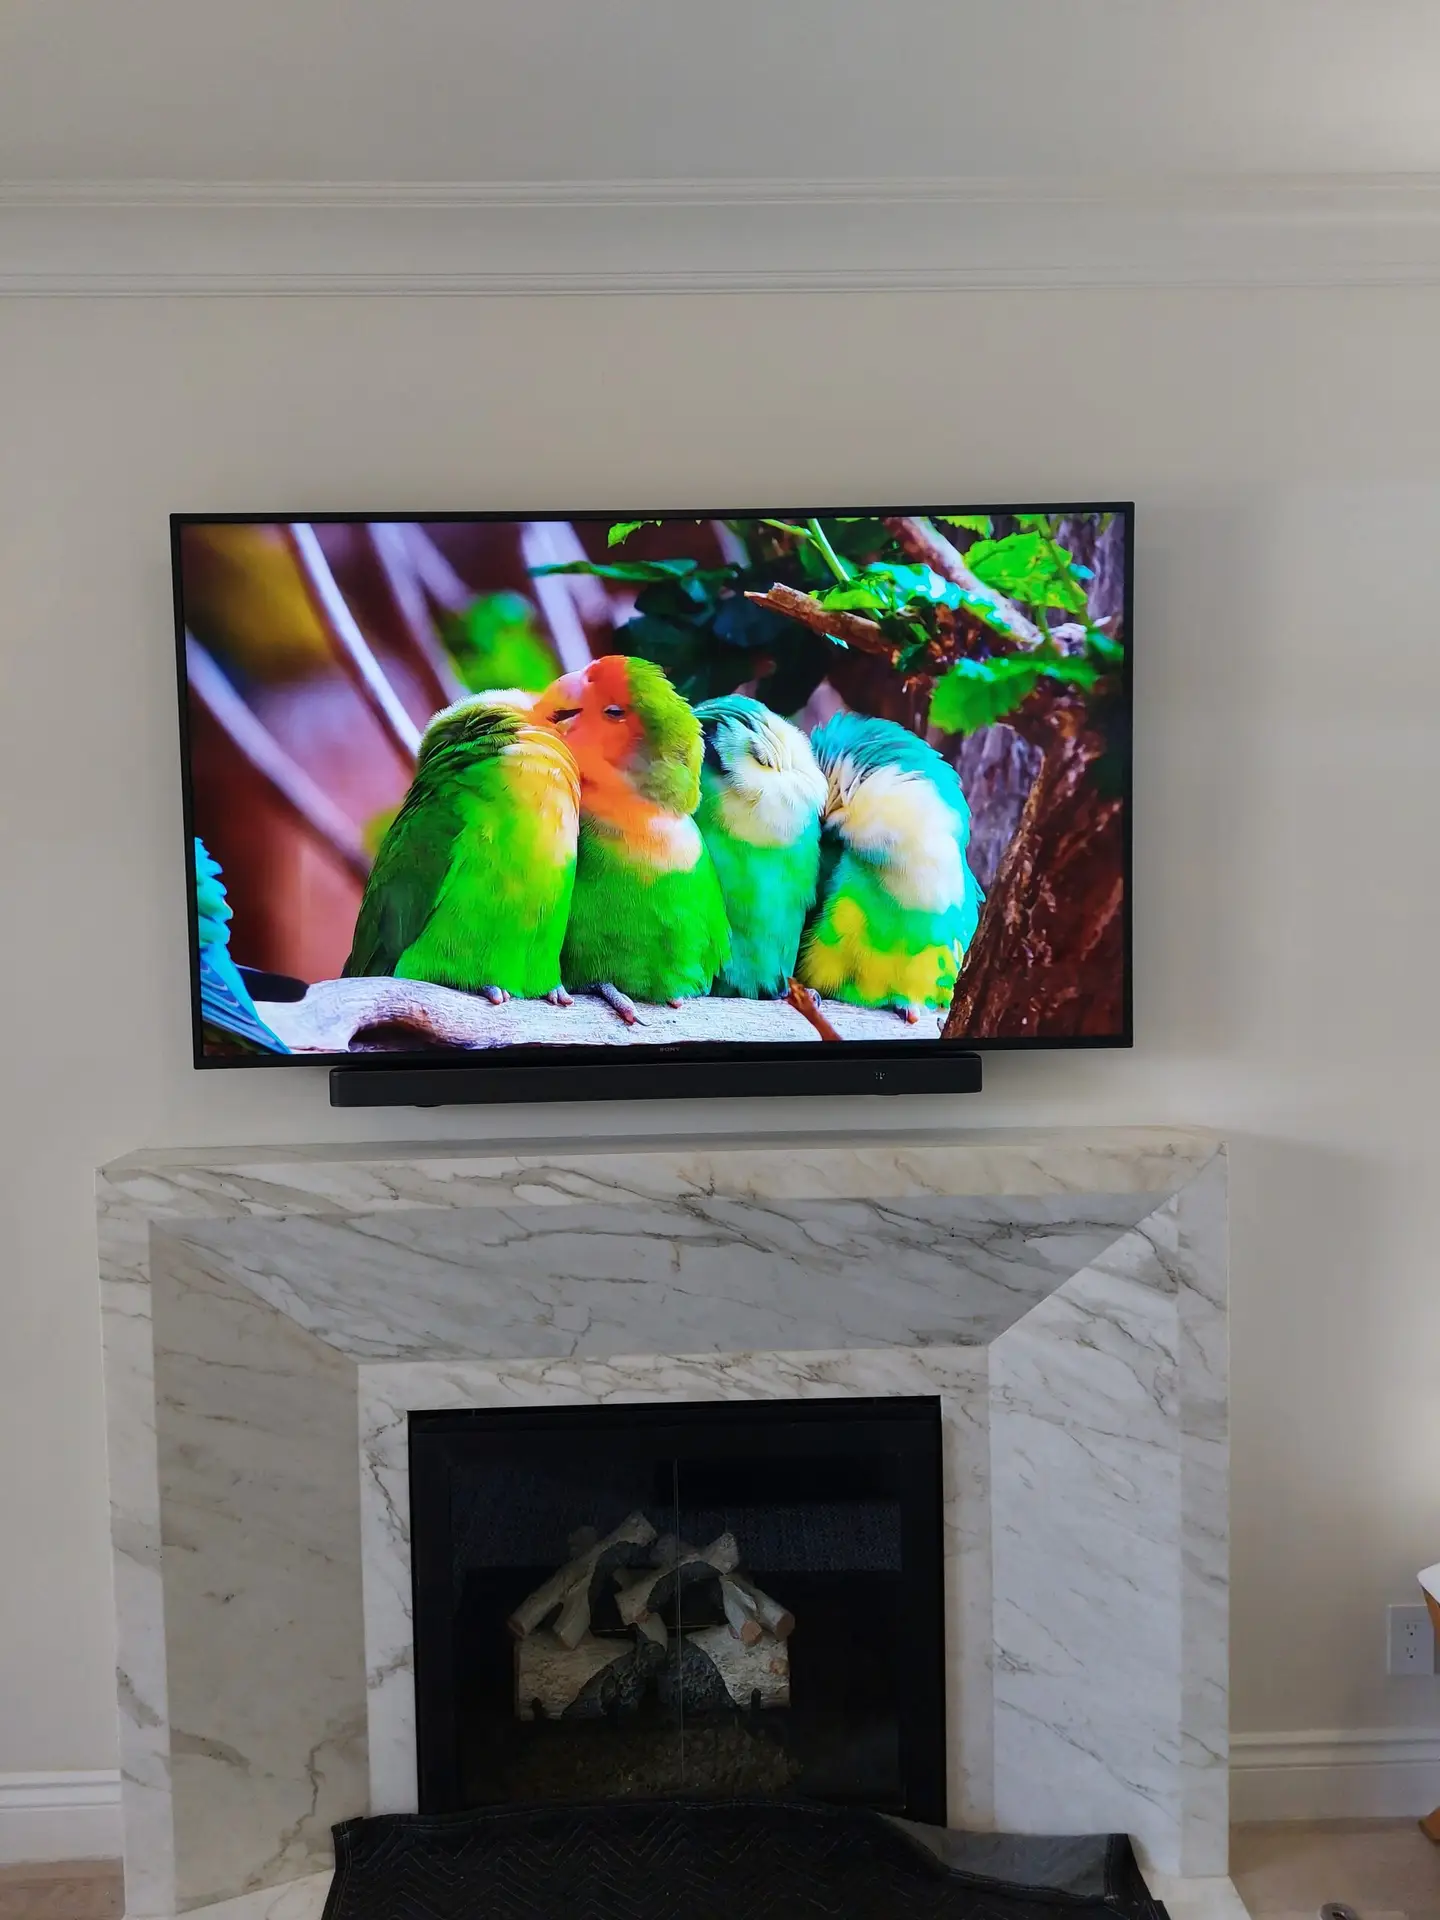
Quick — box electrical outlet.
[1387,1603,1436,1675]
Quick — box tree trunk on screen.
[943,688,1126,1042]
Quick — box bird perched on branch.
[193,839,290,1053]
[693,695,826,998]
[343,692,579,1002]
[534,655,729,1019]
[798,713,982,1023]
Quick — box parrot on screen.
[692,695,826,998]
[343,691,579,1002]
[193,839,290,1054]
[533,655,729,1018]
[797,713,983,1023]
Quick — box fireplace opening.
[410,1397,946,1824]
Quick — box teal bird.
[194,839,290,1054]
[798,714,983,1023]
[693,696,827,998]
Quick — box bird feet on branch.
[476,984,511,1005]
[785,978,842,1042]
[595,983,643,1026]
[545,985,574,1007]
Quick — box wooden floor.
[1,1821,1436,1918]
[1231,1820,1440,1920]
[0,1862,121,1920]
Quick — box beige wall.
[1,288,1438,1772]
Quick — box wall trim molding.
[1231,1727,1440,1822]
[0,1771,123,1865]
[3,173,1440,297]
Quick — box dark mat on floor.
[323,1799,1168,1920]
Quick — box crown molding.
[3,173,1440,296]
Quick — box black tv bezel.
[172,503,1134,1080]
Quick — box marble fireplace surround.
[97,1127,1228,1920]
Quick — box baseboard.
[1,1739,1436,1864]
[0,1772,122,1865]
[1231,1729,1440,1822]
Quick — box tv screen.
[173,507,1131,1070]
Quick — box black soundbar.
[329,1050,982,1108]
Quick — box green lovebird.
[798,713,983,1024]
[343,692,579,1001]
[532,655,729,1018]
[693,695,826,998]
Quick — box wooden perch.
[508,1511,657,1648]
[744,584,896,657]
[881,516,1044,651]
[614,1533,740,1626]
[785,978,842,1042]
[257,975,932,1054]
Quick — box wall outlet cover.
[1386,1602,1436,1675]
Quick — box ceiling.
[1,0,1437,186]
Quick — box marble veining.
[178,1191,1170,1361]
[96,1128,1227,1919]
[355,1346,990,1820]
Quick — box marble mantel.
[97,1127,1228,1919]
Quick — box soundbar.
[329,1050,983,1108]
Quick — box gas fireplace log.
[514,1631,633,1720]
[507,1511,658,1647]
[553,1583,595,1652]
[722,1573,795,1642]
[719,1577,763,1644]
[685,1623,791,1710]
[614,1533,741,1627]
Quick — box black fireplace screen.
[409,1397,947,1824]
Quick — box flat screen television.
[172,507,1132,1103]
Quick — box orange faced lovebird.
[533,655,729,1020]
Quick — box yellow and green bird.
[798,713,983,1023]
[343,692,579,1002]
[533,655,729,1021]
[693,695,826,998]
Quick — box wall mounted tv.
[173,507,1131,1105]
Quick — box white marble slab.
[179,1192,1168,1360]
[355,1346,990,1821]
[96,1127,1227,1917]
[151,1235,368,1910]
[152,1858,1251,1920]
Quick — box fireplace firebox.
[410,1397,946,1823]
